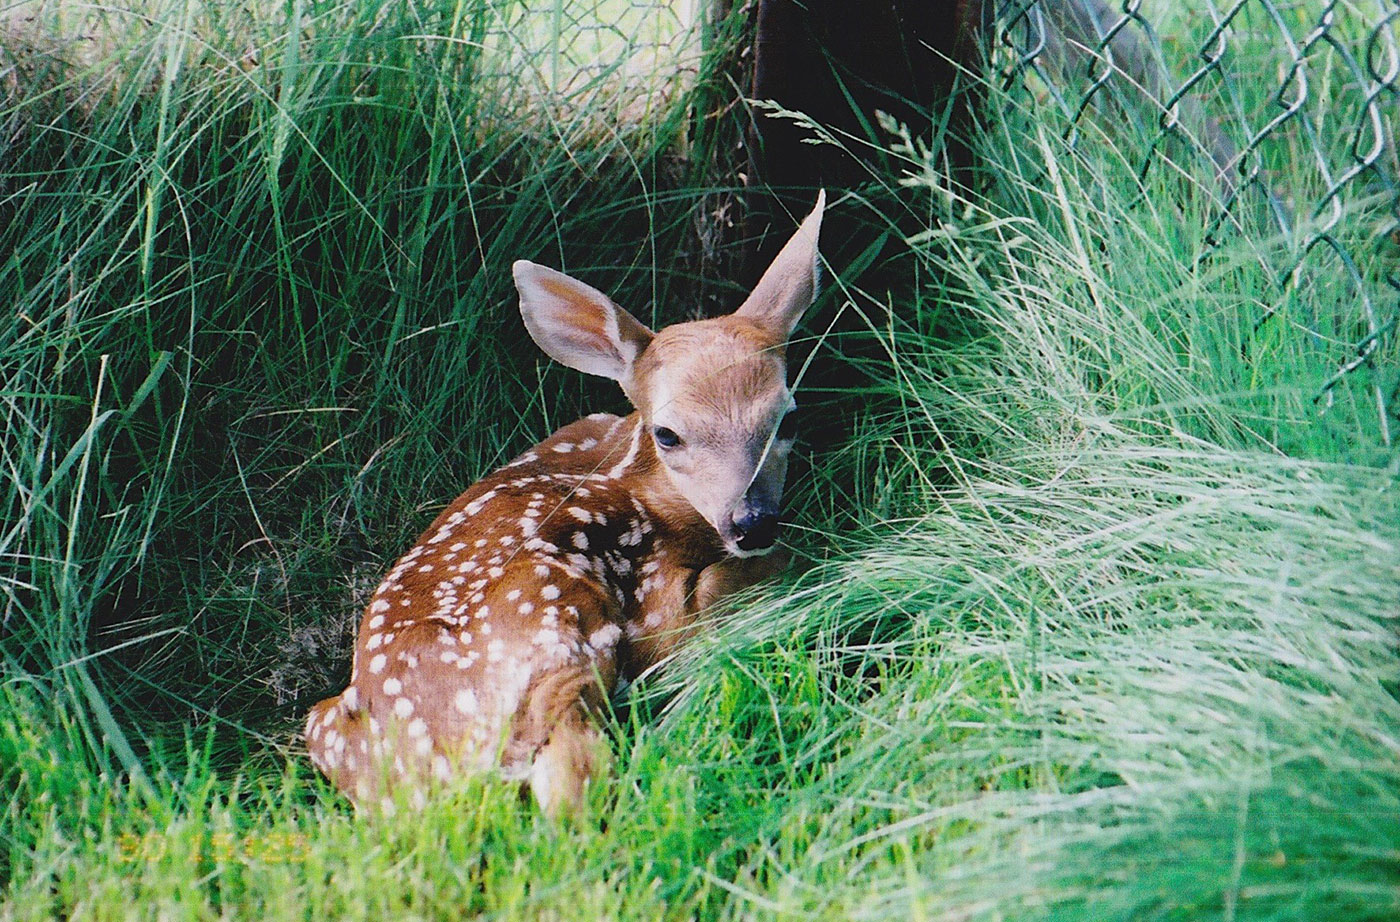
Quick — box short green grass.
[2,1,1397,919]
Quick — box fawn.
[305,192,824,814]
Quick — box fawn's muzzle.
[731,502,780,552]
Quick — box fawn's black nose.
[731,503,780,551]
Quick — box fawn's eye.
[776,411,797,441]
[652,426,682,449]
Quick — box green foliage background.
[1,1,1396,918]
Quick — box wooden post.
[738,0,985,278]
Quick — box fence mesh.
[485,0,700,113]
[995,0,1399,449]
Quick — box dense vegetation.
[2,1,1396,918]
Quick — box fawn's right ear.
[513,261,655,385]
[733,189,825,341]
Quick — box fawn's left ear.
[733,189,825,341]
[513,261,655,386]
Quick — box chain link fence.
[486,0,700,114]
[996,0,1399,448]
[1,0,704,123]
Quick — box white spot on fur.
[589,624,622,649]
[606,423,643,479]
[464,490,498,516]
[369,654,387,674]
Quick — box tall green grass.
[3,0,1397,918]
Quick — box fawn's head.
[512,192,824,557]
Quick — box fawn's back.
[306,193,824,814]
